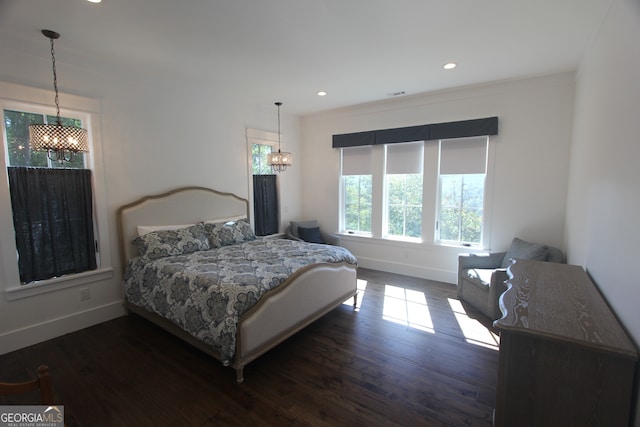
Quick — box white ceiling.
[0,0,611,116]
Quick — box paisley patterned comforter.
[123,238,357,362]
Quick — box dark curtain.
[7,167,97,283]
[253,174,278,236]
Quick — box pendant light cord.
[49,36,62,126]
[276,102,282,153]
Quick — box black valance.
[375,124,431,145]
[332,130,375,148]
[332,116,498,148]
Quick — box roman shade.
[386,141,423,174]
[439,136,488,174]
[342,146,372,175]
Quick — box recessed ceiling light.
[443,62,457,70]
[317,91,327,96]
[87,0,102,3]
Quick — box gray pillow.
[290,219,319,238]
[298,226,325,244]
[501,238,549,267]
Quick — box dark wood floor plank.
[0,268,498,426]
[295,325,493,425]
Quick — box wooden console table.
[493,259,637,427]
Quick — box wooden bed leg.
[235,367,244,384]
[353,292,358,309]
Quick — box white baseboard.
[0,301,127,355]
[356,256,458,285]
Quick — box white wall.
[0,40,303,354]
[301,73,575,283]
[566,0,640,423]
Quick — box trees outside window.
[438,174,485,244]
[386,174,422,238]
[252,143,272,175]
[344,175,372,233]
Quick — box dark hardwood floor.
[0,268,499,426]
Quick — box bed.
[117,186,358,382]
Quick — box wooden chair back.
[0,365,55,405]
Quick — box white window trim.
[434,137,494,248]
[5,268,113,301]
[383,141,425,241]
[245,127,279,232]
[0,81,113,299]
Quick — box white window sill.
[5,267,114,301]
[337,232,489,251]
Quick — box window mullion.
[459,177,464,242]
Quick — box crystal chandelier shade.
[266,102,292,173]
[29,30,89,164]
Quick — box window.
[5,109,86,169]
[246,129,279,236]
[344,175,372,233]
[437,137,488,245]
[338,135,490,247]
[0,81,112,299]
[384,142,423,239]
[252,143,272,175]
[386,174,423,238]
[4,107,96,284]
[438,174,485,243]
[341,146,372,234]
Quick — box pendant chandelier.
[29,29,89,164]
[266,101,292,173]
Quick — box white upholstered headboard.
[117,186,249,267]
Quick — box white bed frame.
[117,186,358,382]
